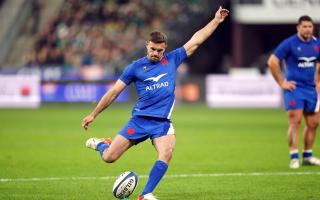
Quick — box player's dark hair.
[149,31,167,44]
[298,15,313,24]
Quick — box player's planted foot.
[289,159,300,169]
[137,193,158,200]
[302,156,320,166]
[85,137,112,150]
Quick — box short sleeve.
[167,47,187,68]
[274,39,291,60]
[119,63,135,85]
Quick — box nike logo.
[298,57,316,62]
[144,73,168,82]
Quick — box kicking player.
[82,6,229,200]
[268,15,320,169]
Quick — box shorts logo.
[289,99,296,107]
[127,128,135,135]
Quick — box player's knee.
[289,119,301,128]
[160,147,174,161]
[102,153,117,163]
[307,120,319,130]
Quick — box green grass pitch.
[0,103,320,200]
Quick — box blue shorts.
[283,86,319,113]
[119,116,174,144]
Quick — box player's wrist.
[279,80,285,87]
[90,112,97,119]
[212,17,220,24]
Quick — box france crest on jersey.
[119,47,187,119]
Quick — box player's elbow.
[109,88,120,101]
[186,45,199,57]
[267,57,273,68]
[267,55,279,69]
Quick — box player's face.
[146,41,167,63]
[297,21,314,41]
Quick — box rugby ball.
[112,171,138,199]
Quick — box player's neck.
[147,56,164,64]
[297,33,311,42]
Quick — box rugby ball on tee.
[112,171,138,199]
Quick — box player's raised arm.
[183,6,229,57]
[82,80,127,130]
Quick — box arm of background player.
[267,54,296,91]
[82,80,127,130]
[316,62,320,93]
[183,6,229,57]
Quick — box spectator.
[27,0,204,75]
[30,0,43,34]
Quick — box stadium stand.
[0,0,5,7]
[23,0,207,75]
[4,0,64,67]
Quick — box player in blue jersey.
[82,6,229,200]
[268,15,320,169]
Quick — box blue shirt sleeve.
[167,47,187,68]
[119,63,135,85]
[274,39,291,60]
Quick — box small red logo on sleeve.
[127,128,135,135]
[161,58,168,65]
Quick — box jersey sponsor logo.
[144,73,169,91]
[297,57,316,68]
[145,82,169,91]
[144,73,167,82]
[314,45,319,52]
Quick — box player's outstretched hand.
[281,80,296,91]
[82,114,95,131]
[215,6,229,23]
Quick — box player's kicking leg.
[86,134,133,163]
[302,112,320,166]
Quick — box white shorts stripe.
[167,100,175,119]
[314,95,320,112]
[166,123,175,135]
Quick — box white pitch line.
[1,172,320,183]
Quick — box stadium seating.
[26,0,206,75]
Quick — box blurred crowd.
[0,0,5,7]
[26,0,203,75]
